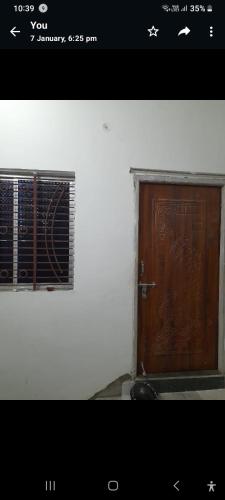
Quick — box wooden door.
[137,183,221,374]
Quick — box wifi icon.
[162,4,170,11]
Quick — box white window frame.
[0,168,75,292]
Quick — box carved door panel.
[137,183,221,374]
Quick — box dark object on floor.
[130,381,159,400]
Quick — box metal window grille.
[0,169,75,291]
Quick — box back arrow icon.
[173,481,180,492]
[178,27,191,36]
[10,27,21,37]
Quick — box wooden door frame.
[131,168,225,377]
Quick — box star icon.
[148,26,159,37]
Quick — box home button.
[108,481,119,492]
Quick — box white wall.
[0,100,225,399]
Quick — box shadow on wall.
[90,373,132,399]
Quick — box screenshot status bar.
[1,1,224,49]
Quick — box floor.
[160,389,225,400]
[96,389,225,400]
[92,374,225,400]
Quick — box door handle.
[138,282,157,299]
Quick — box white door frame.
[131,168,225,376]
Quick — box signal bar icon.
[45,481,56,492]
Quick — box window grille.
[0,169,75,291]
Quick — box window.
[0,169,75,291]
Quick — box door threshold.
[136,371,225,393]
